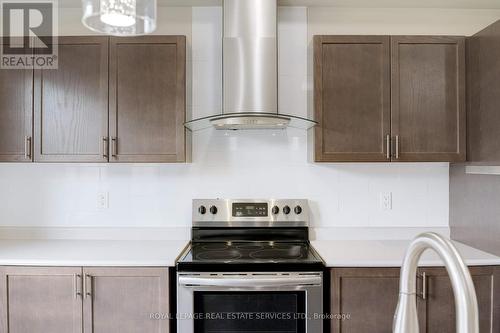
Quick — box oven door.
[177,272,323,333]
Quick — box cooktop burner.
[201,244,229,250]
[250,248,303,260]
[196,249,242,261]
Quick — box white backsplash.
[0,149,449,228]
[0,6,476,231]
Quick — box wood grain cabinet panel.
[314,35,465,163]
[0,39,33,162]
[467,20,500,163]
[83,267,169,333]
[391,36,466,162]
[330,268,425,333]
[34,36,109,162]
[0,266,83,333]
[109,36,186,163]
[314,36,391,162]
[331,267,499,333]
[418,266,500,333]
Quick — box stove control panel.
[232,202,268,217]
[192,199,309,227]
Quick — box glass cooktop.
[178,241,323,264]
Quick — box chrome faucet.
[393,233,479,333]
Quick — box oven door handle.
[178,275,322,288]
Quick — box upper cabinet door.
[391,36,466,162]
[0,39,33,162]
[34,36,109,162]
[314,36,391,162]
[109,36,186,163]
[467,21,500,163]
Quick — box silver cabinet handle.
[179,276,322,288]
[102,137,109,158]
[83,274,92,298]
[417,272,427,300]
[24,136,32,159]
[395,135,400,160]
[111,137,117,158]
[386,134,391,160]
[74,274,82,299]
[422,271,427,300]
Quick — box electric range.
[176,199,325,333]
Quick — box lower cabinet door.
[0,266,83,333]
[331,266,500,333]
[418,266,500,333]
[82,267,169,333]
[330,268,425,333]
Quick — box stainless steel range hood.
[184,0,317,131]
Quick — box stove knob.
[198,205,206,215]
[294,205,302,215]
[271,206,279,215]
[209,205,218,215]
[283,205,291,215]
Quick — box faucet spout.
[393,233,479,333]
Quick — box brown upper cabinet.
[0,38,33,162]
[109,36,186,163]
[467,20,500,164]
[0,35,187,164]
[314,36,391,162]
[391,36,466,162]
[34,36,109,162]
[314,35,466,163]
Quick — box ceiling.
[59,0,500,9]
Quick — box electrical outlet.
[97,192,109,209]
[380,192,392,211]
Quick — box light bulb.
[100,12,136,27]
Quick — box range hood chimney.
[185,0,317,131]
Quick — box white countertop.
[0,238,499,268]
[311,240,500,267]
[0,239,188,267]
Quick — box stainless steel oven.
[176,199,325,333]
[177,272,323,333]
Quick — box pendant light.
[82,0,157,36]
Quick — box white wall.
[2,6,499,231]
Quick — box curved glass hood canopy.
[185,113,317,131]
[184,0,316,131]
